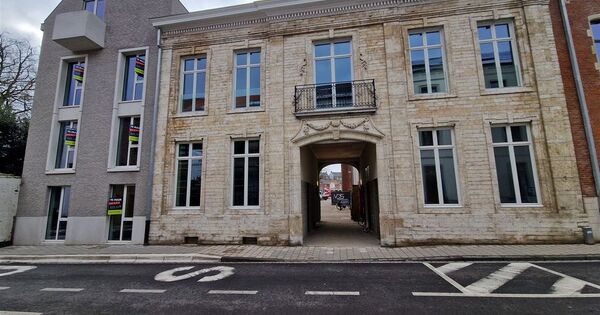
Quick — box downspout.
[145,27,162,244]
[560,0,600,211]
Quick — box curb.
[0,254,222,264]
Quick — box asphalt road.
[0,261,599,314]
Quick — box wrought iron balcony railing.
[294,79,377,116]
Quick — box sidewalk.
[1,243,599,264]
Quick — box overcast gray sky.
[0,0,255,46]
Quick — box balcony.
[294,80,377,117]
[52,11,106,51]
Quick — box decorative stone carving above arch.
[291,117,385,147]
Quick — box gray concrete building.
[14,0,187,245]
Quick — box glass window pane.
[334,41,351,55]
[176,160,188,207]
[96,0,105,19]
[316,85,333,109]
[178,143,189,157]
[234,141,245,155]
[250,51,261,65]
[122,56,136,101]
[108,215,122,241]
[514,146,538,203]
[492,127,508,143]
[409,33,423,48]
[494,147,517,204]
[426,31,441,46]
[55,122,67,168]
[184,59,195,71]
[411,50,427,94]
[197,57,207,70]
[190,160,202,207]
[592,21,600,40]
[45,187,61,240]
[125,186,135,217]
[315,43,330,58]
[128,147,138,167]
[437,130,452,145]
[249,67,260,107]
[116,118,130,166]
[235,68,247,108]
[428,48,446,93]
[478,25,493,40]
[122,221,133,241]
[315,59,332,84]
[495,24,510,39]
[419,131,434,146]
[421,150,439,204]
[182,73,193,112]
[334,82,353,107]
[233,158,245,206]
[84,0,95,13]
[192,143,203,157]
[334,57,352,82]
[57,221,67,240]
[64,63,76,106]
[236,53,247,66]
[134,82,144,100]
[439,149,458,204]
[498,41,519,87]
[247,157,260,206]
[511,126,528,142]
[61,187,70,217]
[480,43,498,88]
[195,72,206,111]
[248,140,259,154]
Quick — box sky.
[0,0,255,47]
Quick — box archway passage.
[300,140,380,247]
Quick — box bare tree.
[0,33,37,116]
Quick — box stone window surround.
[225,133,265,213]
[589,15,600,71]
[46,55,88,175]
[178,55,208,114]
[171,48,212,118]
[107,47,149,173]
[229,41,267,114]
[172,141,206,211]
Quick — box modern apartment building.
[13,0,187,245]
[147,0,600,246]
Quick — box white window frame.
[55,120,79,170]
[46,186,70,242]
[231,139,260,209]
[108,185,134,242]
[418,128,461,207]
[313,39,354,108]
[408,28,448,94]
[233,50,261,109]
[491,124,541,206]
[115,116,141,168]
[63,60,86,107]
[174,142,203,209]
[180,56,207,112]
[122,53,146,102]
[83,0,102,15]
[477,20,522,89]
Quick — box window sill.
[408,93,457,101]
[107,166,140,173]
[227,107,264,115]
[46,169,76,175]
[500,203,543,208]
[42,240,65,244]
[106,240,133,244]
[480,86,534,96]
[170,207,203,213]
[118,100,144,105]
[59,105,82,109]
[227,206,262,213]
[173,111,208,118]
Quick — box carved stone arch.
[291,117,385,147]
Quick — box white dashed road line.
[208,290,258,295]
[305,291,360,296]
[120,289,166,294]
[0,311,42,315]
[0,287,9,290]
[412,292,600,298]
[41,288,84,292]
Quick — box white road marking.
[0,311,42,315]
[464,263,531,294]
[154,266,235,283]
[412,292,600,298]
[550,277,587,295]
[305,291,360,296]
[120,289,166,294]
[0,266,37,277]
[435,262,473,274]
[41,288,84,292]
[208,290,258,295]
[530,263,600,293]
[423,263,469,294]
[0,287,9,290]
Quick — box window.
[592,20,600,64]
[234,51,261,108]
[83,0,105,20]
[122,54,145,102]
[116,116,140,167]
[491,125,540,205]
[232,139,260,207]
[314,40,353,108]
[45,187,70,241]
[55,121,78,169]
[107,185,135,241]
[418,129,459,205]
[63,61,85,107]
[409,29,447,94]
[181,57,207,112]
[478,21,521,89]
[175,143,203,208]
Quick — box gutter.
[559,0,600,210]
[144,27,163,244]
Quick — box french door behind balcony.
[314,40,353,109]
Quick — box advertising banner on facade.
[107,198,123,216]
[129,126,140,142]
[65,128,77,146]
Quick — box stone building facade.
[149,0,600,246]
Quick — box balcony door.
[314,40,353,109]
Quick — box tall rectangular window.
[175,143,203,208]
[83,0,105,20]
[232,139,260,207]
[491,125,540,205]
[409,29,447,94]
[122,54,145,102]
[181,57,207,112]
[418,129,459,205]
[478,21,521,89]
[234,51,261,108]
[107,185,135,241]
[45,187,70,241]
[592,21,600,64]
[116,116,140,167]
[55,121,78,169]
[63,61,85,107]
[314,40,353,108]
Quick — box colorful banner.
[107,198,123,216]
[73,65,85,82]
[65,128,77,147]
[135,57,145,77]
[129,126,140,142]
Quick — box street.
[0,262,599,314]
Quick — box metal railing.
[294,79,376,115]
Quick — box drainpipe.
[559,0,600,211]
[144,27,163,244]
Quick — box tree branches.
[0,33,37,117]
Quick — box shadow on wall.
[0,174,21,247]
